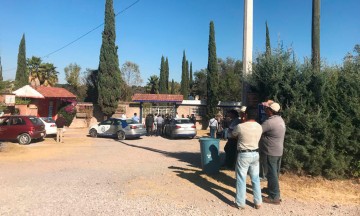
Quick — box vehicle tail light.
[130,125,138,129]
[191,125,196,128]
[29,126,35,131]
[175,125,181,129]
[50,124,56,127]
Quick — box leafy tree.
[15,34,28,89]
[120,61,142,101]
[145,75,159,94]
[158,56,167,94]
[62,63,87,102]
[84,69,98,103]
[121,61,142,86]
[64,63,81,88]
[206,21,219,120]
[97,0,123,118]
[180,51,189,99]
[27,56,58,87]
[218,58,242,101]
[192,69,207,99]
[312,0,321,73]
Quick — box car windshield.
[124,119,137,124]
[40,117,55,123]
[175,119,191,124]
[29,117,43,126]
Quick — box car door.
[97,119,113,136]
[0,116,11,139]
[109,119,123,135]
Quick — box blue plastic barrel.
[199,137,221,174]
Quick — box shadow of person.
[202,144,221,175]
[169,166,235,205]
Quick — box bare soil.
[0,128,359,216]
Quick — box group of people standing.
[144,113,196,137]
[210,100,286,209]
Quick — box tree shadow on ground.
[120,140,257,207]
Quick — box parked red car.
[0,115,46,145]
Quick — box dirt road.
[0,128,359,215]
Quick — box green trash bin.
[199,137,221,174]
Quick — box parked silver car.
[164,118,196,139]
[89,118,146,140]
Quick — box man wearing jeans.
[55,114,66,143]
[232,107,262,209]
[260,101,286,204]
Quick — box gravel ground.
[0,128,359,216]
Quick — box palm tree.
[146,75,159,94]
[27,56,58,87]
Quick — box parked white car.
[39,117,57,136]
[89,118,146,140]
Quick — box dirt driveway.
[0,128,359,216]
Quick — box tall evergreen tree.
[159,56,167,94]
[312,0,321,73]
[189,62,193,87]
[15,34,28,89]
[265,21,271,57]
[97,0,123,118]
[170,79,175,94]
[206,21,219,120]
[165,57,169,92]
[0,56,3,81]
[189,62,193,96]
[180,51,189,99]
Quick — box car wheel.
[18,133,31,145]
[117,131,126,140]
[90,129,97,138]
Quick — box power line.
[42,0,140,59]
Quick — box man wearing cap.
[260,101,286,204]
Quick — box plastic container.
[199,137,221,174]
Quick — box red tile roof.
[132,94,183,103]
[35,86,76,99]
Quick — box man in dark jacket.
[145,114,154,136]
[55,114,67,143]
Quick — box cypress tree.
[180,51,189,99]
[265,21,271,57]
[97,0,123,118]
[189,62,193,96]
[0,57,3,81]
[15,34,28,89]
[312,0,321,73]
[206,21,219,120]
[170,79,175,94]
[159,56,167,94]
[165,57,169,92]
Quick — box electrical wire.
[42,0,140,59]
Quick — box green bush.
[249,45,360,179]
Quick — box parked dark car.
[0,115,46,145]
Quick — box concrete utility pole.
[241,0,253,106]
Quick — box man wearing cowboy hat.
[260,101,286,205]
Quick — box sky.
[0,0,359,85]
